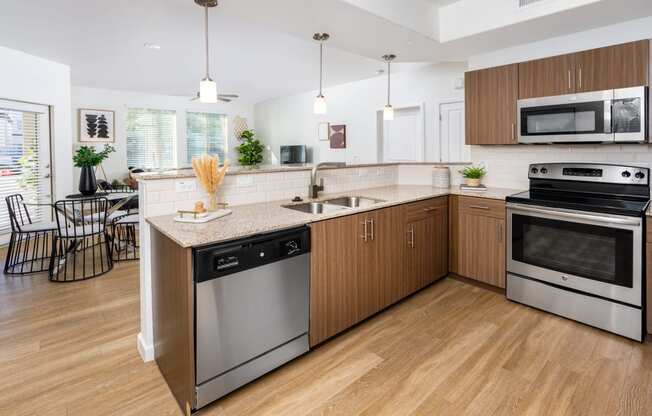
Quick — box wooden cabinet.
[451,196,506,289]
[647,222,652,335]
[517,40,650,98]
[310,198,448,347]
[465,64,518,145]
[519,54,575,99]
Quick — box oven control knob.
[540,167,548,174]
[622,171,632,178]
[635,171,646,179]
[530,167,539,175]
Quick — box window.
[0,100,51,235]
[126,108,176,169]
[186,112,228,163]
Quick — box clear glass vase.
[207,192,218,212]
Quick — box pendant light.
[196,0,218,103]
[382,54,396,121]
[313,33,330,114]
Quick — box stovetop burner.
[506,163,651,217]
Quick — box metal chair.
[110,212,139,261]
[49,197,113,282]
[4,194,58,275]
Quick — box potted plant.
[460,165,486,187]
[73,144,115,196]
[235,129,264,167]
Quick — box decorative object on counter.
[432,166,451,188]
[192,153,230,210]
[460,165,486,188]
[174,208,232,224]
[79,109,114,143]
[382,54,396,121]
[73,144,115,196]
[329,124,346,149]
[236,129,264,166]
[318,122,330,141]
[313,33,330,115]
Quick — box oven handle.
[507,203,641,226]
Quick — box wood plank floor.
[1,251,651,415]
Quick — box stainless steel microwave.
[517,86,647,144]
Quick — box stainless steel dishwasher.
[193,226,310,409]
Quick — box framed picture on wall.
[329,124,346,149]
[79,109,114,143]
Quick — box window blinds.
[186,112,227,163]
[126,108,177,170]
[0,106,48,235]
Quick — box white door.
[439,101,469,162]
[382,106,423,162]
[0,99,52,237]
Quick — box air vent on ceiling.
[518,0,546,7]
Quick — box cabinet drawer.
[404,197,448,222]
[458,196,505,219]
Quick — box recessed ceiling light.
[144,43,161,50]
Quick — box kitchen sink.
[283,201,350,214]
[323,196,385,208]
[283,196,385,214]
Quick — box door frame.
[376,102,426,163]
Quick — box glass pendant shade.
[383,105,394,121]
[314,95,327,115]
[200,78,218,103]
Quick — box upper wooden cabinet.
[518,40,649,97]
[465,64,518,145]
[519,54,576,99]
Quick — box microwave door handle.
[604,99,612,134]
[508,204,641,226]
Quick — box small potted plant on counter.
[460,165,486,188]
[73,144,115,196]
[235,129,264,167]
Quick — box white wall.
[71,86,256,183]
[254,63,466,165]
[0,45,72,200]
[467,16,652,190]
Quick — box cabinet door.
[373,206,404,308]
[576,41,649,92]
[310,215,361,346]
[458,212,506,288]
[427,205,448,284]
[519,54,575,99]
[405,218,429,296]
[357,211,380,320]
[465,64,518,145]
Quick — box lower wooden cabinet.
[310,197,448,347]
[647,240,652,335]
[450,196,506,289]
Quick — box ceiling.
[0,0,651,103]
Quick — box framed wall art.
[79,109,114,143]
[329,124,346,149]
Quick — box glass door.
[0,99,52,239]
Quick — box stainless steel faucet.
[309,162,346,198]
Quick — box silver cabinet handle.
[422,207,438,212]
[578,67,582,90]
[369,219,375,241]
[497,222,503,243]
[568,69,572,90]
[360,221,368,242]
[469,205,490,210]
[511,123,515,142]
[407,226,415,248]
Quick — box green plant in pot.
[235,129,264,167]
[460,165,486,187]
[73,144,115,196]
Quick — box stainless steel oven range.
[506,163,650,341]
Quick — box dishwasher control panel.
[194,226,311,282]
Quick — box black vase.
[79,166,97,196]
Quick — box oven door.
[518,90,613,143]
[613,86,647,142]
[507,203,642,306]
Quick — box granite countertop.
[146,185,522,248]
[136,162,472,180]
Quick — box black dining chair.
[110,212,139,261]
[4,194,58,275]
[49,197,113,282]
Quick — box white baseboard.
[137,332,155,362]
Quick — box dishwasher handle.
[194,226,310,282]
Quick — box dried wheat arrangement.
[192,154,230,211]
